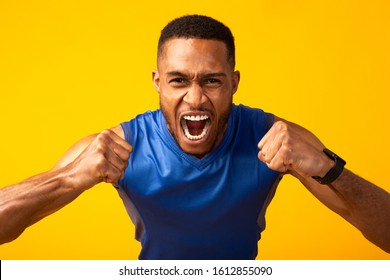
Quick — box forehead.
[158,38,231,72]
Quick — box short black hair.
[158,15,235,68]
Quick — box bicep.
[50,134,97,171]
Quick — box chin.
[182,146,210,158]
[177,137,212,156]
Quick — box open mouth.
[180,115,211,141]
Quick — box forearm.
[0,129,131,245]
[328,169,390,252]
[0,165,84,244]
[259,118,390,253]
[298,168,390,253]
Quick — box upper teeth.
[181,115,210,141]
[183,115,209,121]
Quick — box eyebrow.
[166,71,227,78]
[166,71,187,77]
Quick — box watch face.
[324,148,346,164]
[323,148,336,159]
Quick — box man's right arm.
[0,127,131,245]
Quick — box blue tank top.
[117,104,281,259]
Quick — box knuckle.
[258,151,265,159]
[277,124,291,139]
[95,142,107,153]
[275,120,287,131]
[267,162,278,171]
[97,130,111,142]
[281,143,293,154]
[117,161,125,171]
[269,162,284,173]
[279,130,288,139]
[96,133,105,141]
[104,169,119,184]
[101,129,111,136]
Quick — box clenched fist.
[67,129,132,190]
[258,119,334,179]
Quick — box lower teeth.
[181,120,210,140]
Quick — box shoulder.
[232,104,275,130]
[120,110,161,142]
[120,110,160,128]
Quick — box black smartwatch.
[312,148,346,185]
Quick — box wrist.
[312,148,346,185]
[61,162,96,191]
[318,153,335,178]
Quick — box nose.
[183,84,207,108]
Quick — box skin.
[0,38,389,254]
[258,118,390,253]
[152,38,240,157]
[0,128,131,244]
[258,119,390,252]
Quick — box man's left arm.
[258,116,390,253]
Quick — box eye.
[169,78,187,84]
[206,78,219,84]
[203,78,222,87]
[168,77,189,88]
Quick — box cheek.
[160,86,185,104]
[209,92,233,114]
[160,91,183,126]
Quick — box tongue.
[186,120,206,136]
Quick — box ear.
[152,70,160,93]
[232,70,240,94]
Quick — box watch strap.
[312,148,346,185]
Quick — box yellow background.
[1,0,389,259]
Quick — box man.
[0,15,389,259]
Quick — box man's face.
[153,38,240,157]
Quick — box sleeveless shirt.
[117,104,281,259]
